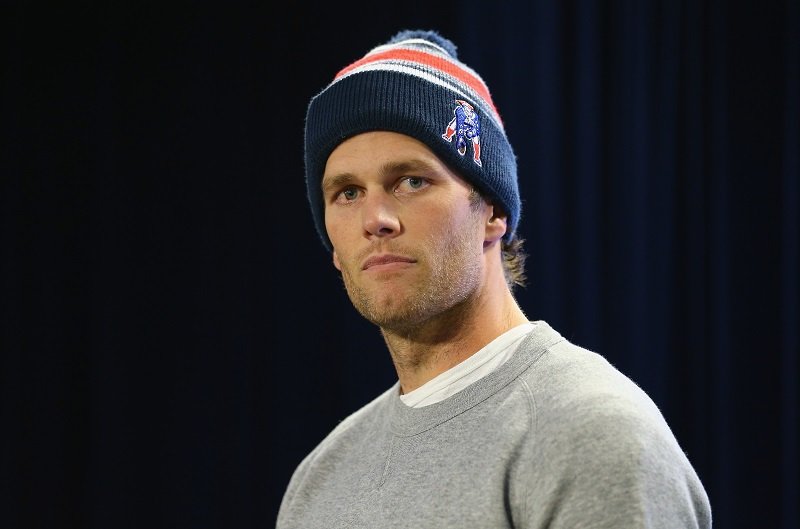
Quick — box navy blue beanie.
[304,29,520,251]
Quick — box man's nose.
[361,192,401,239]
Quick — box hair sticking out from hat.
[304,29,521,252]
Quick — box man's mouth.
[361,254,416,271]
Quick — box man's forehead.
[323,144,445,179]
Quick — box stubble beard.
[340,226,483,335]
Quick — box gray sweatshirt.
[277,321,712,528]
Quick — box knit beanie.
[304,29,520,251]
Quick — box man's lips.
[361,254,416,271]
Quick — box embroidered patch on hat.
[442,99,482,167]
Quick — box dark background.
[2,1,797,528]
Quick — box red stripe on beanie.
[335,48,501,123]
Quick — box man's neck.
[382,288,528,394]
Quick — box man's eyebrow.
[321,172,355,196]
[321,159,439,196]
[379,159,437,176]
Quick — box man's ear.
[485,205,508,244]
[332,250,342,271]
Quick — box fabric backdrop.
[2,1,797,528]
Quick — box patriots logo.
[441,99,482,167]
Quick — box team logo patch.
[442,99,482,167]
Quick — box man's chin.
[351,294,422,329]
[362,312,426,334]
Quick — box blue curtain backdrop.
[1,1,797,528]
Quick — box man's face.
[322,131,500,332]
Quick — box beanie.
[304,29,520,251]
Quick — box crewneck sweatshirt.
[277,321,712,528]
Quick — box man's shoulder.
[517,335,669,438]
[514,333,704,488]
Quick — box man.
[277,29,712,528]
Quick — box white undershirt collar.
[399,322,535,408]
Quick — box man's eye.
[407,177,424,189]
[397,177,428,192]
[341,188,359,200]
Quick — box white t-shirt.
[400,322,536,408]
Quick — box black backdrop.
[2,2,798,528]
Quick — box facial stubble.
[339,217,484,335]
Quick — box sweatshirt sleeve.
[518,379,712,529]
